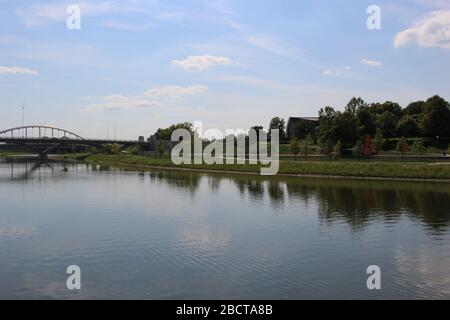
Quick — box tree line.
[267,95,450,156]
[152,94,450,156]
[315,95,450,151]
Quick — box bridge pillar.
[39,152,48,160]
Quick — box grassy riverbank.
[57,153,450,180]
[0,150,29,157]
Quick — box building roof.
[288,117,319,122]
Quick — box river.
[0,158,449,299]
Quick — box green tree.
[290,138,300,160]
[404,101,425,116]
[317,136,331,159]
[371,101,403,119]
[318,106,337,144]
[127,145,140,155]
[335,111,358,147]
[377,111,397,138]
[421,95,450,137]
[102,144,111,154]
[293,120,316,139]
[374,128,384,154]
[102,143,121,154]
[155,122,193,140]
[128,144,147,155]
[269,117,286,139]
[157,140,165,157]
[304,134,314,160]
[345,97,368,115]
[410,138,426,156]
[331,140,342,159]
[397,137,409,160]
[306,134,314,145]
[356,107,376,136]
[318,106,357,148]
[396,115,421,137]
[110,143,121,154]
[353,139,362,156]
[87,146,98,154]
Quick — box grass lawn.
[0,150,29,157]
[58,153,450,180]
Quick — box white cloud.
[16,3,67,26]
[322,66,352,77]
[394,10,450,49]
[360,58,384,67]
[247,34,301,58]
[218,75,296,91]
[100,21,152,31]
[15,0,242,30]
[16,1,147,27]
[0,36,100,68]
[156,1,242,29]
[171,55,232,72]
[145,85,209,97]
[86,85,208,111]
[0,66,38,75]
[86,95,157,111]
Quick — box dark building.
[286,117,319,140]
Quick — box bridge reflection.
[0,158,77,182]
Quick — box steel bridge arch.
[0,125,84,140]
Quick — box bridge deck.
[0,137,146,146]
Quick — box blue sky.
[0,0,449,139]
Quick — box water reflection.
[2,158,450,233]
[1,159,450,299]
[232,177,265,202]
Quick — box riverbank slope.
[54,153,450,181]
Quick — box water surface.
[0,158,449,299]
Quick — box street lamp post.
[21,106,25,137]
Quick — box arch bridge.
[0,125,84,140]
[0,125,146,158]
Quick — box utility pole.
[114,125,117,142]
[21,105,25,138]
